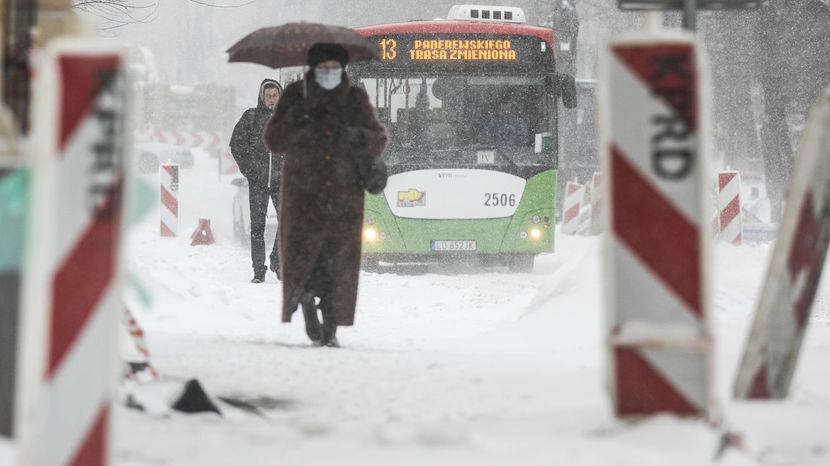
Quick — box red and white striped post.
[160,164,179,237]
[600,31,713,418]
[561,180,585,235]
[734,87,830,399]
[717,171,742,245]
[18,39,129,465]
[121,307,158,383]
[589,172,603,235]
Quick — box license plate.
[431,240,477,251]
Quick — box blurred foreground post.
[1,0,37,134]
[0,115,26,444]
[37,0,90,44]
[600,30,713,418]
[17,38,128,465]
[734,87,830,399]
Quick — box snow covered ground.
[110,154,830,465]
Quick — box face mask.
[315,67,342,90]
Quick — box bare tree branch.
[72,0,257,30]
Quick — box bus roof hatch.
[447,5,526,23]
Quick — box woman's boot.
[299,292,321,343]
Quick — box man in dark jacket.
[230,78,282,283]
[264,43,388,347]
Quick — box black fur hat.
[307,43,349,68]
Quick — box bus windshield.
[354,72,556,168]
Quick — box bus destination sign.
[370,34,554,70]
[385,38,518,62]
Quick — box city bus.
[352,4,576,272]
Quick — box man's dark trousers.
[249,182,280,275]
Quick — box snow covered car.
[231,176,278,246]
[135,140,195,174]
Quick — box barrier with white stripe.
[160,164,179,237]
[150,130,223,149]
[589,172,603,235]
[717,171,742,244]
[561,180,585,235]
[600,31,713,418]
[734,86,830,399]
[18,39,128,465]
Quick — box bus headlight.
[532,215,541,224]
[530,228,542,239]
[364,227,378,241]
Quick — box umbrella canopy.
[226,22,379,69]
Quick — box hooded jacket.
[264,70,388,326]
[230,79,282,189]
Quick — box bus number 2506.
[484,192,516,207]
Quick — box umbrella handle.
[303,73,307,99]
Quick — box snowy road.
[114,156,830,465]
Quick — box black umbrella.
[226,22,379,69]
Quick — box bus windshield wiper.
[496,149,520,170]
[474,144,520,170]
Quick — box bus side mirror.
[557,74,577,109]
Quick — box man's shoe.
[251,267,266,283]
[322,336,339,348]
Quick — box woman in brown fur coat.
[264,43,388,347]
